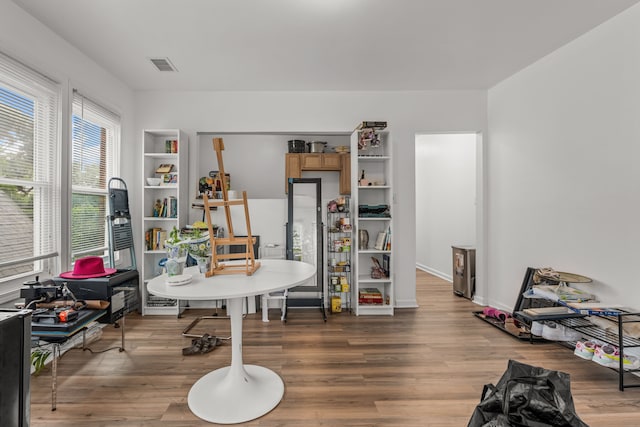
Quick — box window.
[71,91,120,260]
[0,52,60,287]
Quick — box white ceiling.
[13,0,640,91]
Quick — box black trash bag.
[468,360,589,427]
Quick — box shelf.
[358,185,390,189]
[358,276,391,283]
[141,129,188,316]
[144,153,178,159]
[358,217,391,221]
[358,249,391,254]
[357,155,391,160]
[356,304,393,315]
[144,185,178,190]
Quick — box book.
[523,306,573,316]
[155,163,174,174]
[382,254,390,277]
[563,302,623,316]
[374,231,386,250]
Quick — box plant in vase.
[165,226,189,276]
[187,230,212,273]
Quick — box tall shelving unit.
[141,129,188,315]
[350,127,394,316]
[327,199,352,313]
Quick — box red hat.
[59,256,117,279]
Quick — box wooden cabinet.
[285,153,350,194]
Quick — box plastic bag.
[468,360,589,427]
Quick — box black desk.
[31,309,124,410]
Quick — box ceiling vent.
[149,57,177,72]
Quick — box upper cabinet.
[285,153,350,194]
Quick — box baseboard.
[395,298,419,308]
[416,263,452,282]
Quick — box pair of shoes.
[592,344,640,370]
[182,333,219,356]
[482,306,510,322]
[541,322,582,341]
[574,340,599,360]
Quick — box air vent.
[149,57,177,72]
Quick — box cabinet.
[350,128,394,315]
[141,129,189,315]
[284,153,350,194]
[327,201,352,314]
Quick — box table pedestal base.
[188,364,284,424]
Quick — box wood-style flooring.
[29,270,640,426]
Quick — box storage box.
[331,296,342,313]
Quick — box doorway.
[415,133,479,285]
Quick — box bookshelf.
[350,123,394,316]
[141,129,188,315]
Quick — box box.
[331,296,342,313]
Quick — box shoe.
[531,321,545,336]
[182,338,203,356]
[593,344,619,368]
[542,322,582,341]
[574,340,598,360]
[199,334,219,354]
[593,344,640,370]
[482,306,510,322]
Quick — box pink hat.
[59,256,117,279]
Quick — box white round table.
[147,259,315,424]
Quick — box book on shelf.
[155,163,174,174]
[382,254,390,277]
[358,287,383,304]
[522,306,573,316]
[163,173,178,184]
[562,301,623,316]
[148,227,163,250]
[165,139,178,154]
[374,226,391,250]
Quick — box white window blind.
[0,51,60,283]
[71,90,120,260]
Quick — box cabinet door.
[340,154,350,194]
[285,154,302,192]
[322,153,341,169]
[301,154,323,169]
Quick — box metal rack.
[326,201,352,313]
[513,267,640,391]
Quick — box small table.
[31,309,114,410]
[147,259,315,424]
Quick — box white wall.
[134,90,488,308]
[415,133,476,280]
[487,4,640,311]
[0,2,134,283]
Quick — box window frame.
[0,51,61,300]
[70,90,121,261]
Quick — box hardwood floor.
[29,270,640,426]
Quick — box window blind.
[71,90,120,259]
[0,51,60,282]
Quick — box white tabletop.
[147,259,316,301]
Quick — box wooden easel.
[202,138,261,276]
